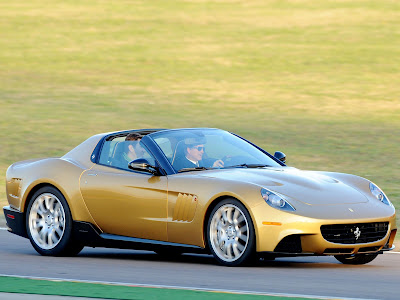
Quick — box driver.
[173,137,224,171]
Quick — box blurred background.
[0,0,399,229]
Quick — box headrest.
[184,136,206,146]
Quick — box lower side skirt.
[73,221,208,254]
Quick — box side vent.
[7,178,22,199]
[172,193,198,222]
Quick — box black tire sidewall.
[206,198,256,266]
[26,186,74,256]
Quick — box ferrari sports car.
[3,128,397,266]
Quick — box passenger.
[123,132,145,164]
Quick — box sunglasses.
[192,146,205,151]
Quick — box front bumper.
[253,205,397,255]
[3,206,27,238]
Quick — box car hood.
[198,167,368,206]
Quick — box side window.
[98,137,155,171]
[98,137,126,166]
[153,137,173,161]
[139,143,156,166]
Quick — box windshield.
[150,129,282,172]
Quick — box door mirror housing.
[128,158,160,175]
[274,151,286,164]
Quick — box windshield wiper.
[226,164,272,169]
[178,167,210,173]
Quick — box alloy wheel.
[28,193,66,250]
[209,204,249,262]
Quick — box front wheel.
[207,199,256,266]
[26,186,83,256]
[334,253,379,265]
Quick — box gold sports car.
[3,128,397,266]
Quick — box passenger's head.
[125,132,143,142]
[125,133,145,157]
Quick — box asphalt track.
[1,229,399,300]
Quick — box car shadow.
[77,248,217,265]
[75,248,379,269]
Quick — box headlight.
[369,182,393,207]
[261,188,295,211]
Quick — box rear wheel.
[207,198,256,266]
[26,186,83,256]
[334,253,379,265]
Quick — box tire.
[26,186,83,256]
[206,198,256,266]
[334,253,379,265]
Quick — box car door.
[80,164,168,241]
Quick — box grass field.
[0,0,399,233]
[0,276,314,300]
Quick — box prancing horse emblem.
[353,227,361,240]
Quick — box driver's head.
[186,143,205,162]
[184,136,206,162]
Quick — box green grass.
[0,0,399,236]
[0,276,313,300]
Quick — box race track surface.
[1,229,398,300]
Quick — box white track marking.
[0,274,381,300]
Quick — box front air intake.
[274,235,302,253]
[321,222,389,244]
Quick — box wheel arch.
[19,183,72,239]
[202,195,257,251]
[24,183,85,256]
[19,170,96,225]
[23,183,71,215]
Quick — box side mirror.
[274,151,286,164]
[128,158,160,175]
